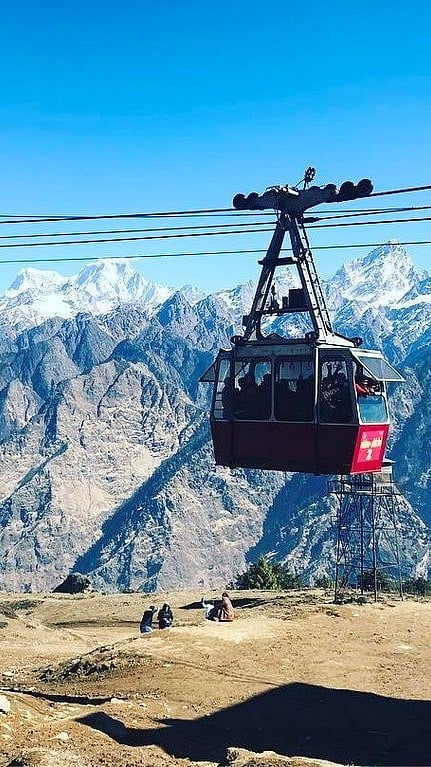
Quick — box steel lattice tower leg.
[330,463,404,602]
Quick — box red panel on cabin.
[315,424,359,475]
[350,424,389,474]
[211,420,315,472]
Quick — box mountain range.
[0,243,429,592]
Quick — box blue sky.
[1,0,430,294]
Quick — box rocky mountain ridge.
[0,241,430,591]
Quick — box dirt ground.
[0,589,431,767]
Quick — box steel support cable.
[2,203,431,221]
[1,206,431,241]
[0,227,274,249]
[3,206,431,241]
[0,210,275,222]
[370,184,431,198]
[1,183,431,224]
[1,214,431,250]
[1,204,429,222]
[0,220,276,241]
[309,204,431,221]
[0,240,431,266]
[308,215,431,230]
[0,208,240,225]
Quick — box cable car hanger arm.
[233,173,373,347]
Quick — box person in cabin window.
[355,375,380,397]
[235,370,258,419]
[221,376,233,419]
[355,373,370,396]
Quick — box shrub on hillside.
[358,569,395,592]
[403,577,431,597]
[314,575,334,589]
[234,556,304,590]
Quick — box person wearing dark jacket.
[158,603,173,629]
[140,606,156,634]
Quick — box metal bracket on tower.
[233,173,373,345]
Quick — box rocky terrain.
[0,243,430,592]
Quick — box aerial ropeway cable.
[0,239,430,267]
[1,181,431,224]
[0,213,430,250]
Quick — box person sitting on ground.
[201,597,218,620]
[140,605,157,634]
[219,591,235,622]
[201,593,234,622]
[158,602,173,629]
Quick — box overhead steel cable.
[308,215,431,230]
[370,184,431,198]
[0,208,239,225]
[308,204,431,221]
[1,184,431,225]
[0,240,430,266]
[0,219,275,241]
[0,213,431,249]
[0,210,275,222]
[0,227,275,249]
[2,205,431,241]
[1,204,429,221]
[1,205,431,240]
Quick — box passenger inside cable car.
[319,358,353,424]
[233,360,271,420]
[274,357,314,422]
[353,364,387,423]
[213,354,389,426]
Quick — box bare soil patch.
[1,589,431,767]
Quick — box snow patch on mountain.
[7,267,67,297]
[0,259,173,335]
[329,241,427,309]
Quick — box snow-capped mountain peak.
[72,259,146,296]
[329,240,427,308]
[1,259,173,335]
[67,259,173,310]
[7,267,67,297]
[1,244,430,339]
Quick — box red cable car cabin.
[200,176,404,475]
[202,342,403,475]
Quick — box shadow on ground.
[78,681,431,765]
[5,688,112,705]
[180,596,273,611]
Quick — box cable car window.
[354,364,388,423]
[213,358,231,421]
[274,357,314,422]
[319,358,353,424]
[351,352,404,382]
[233,360,271,420]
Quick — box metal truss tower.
[328,462,404,602]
